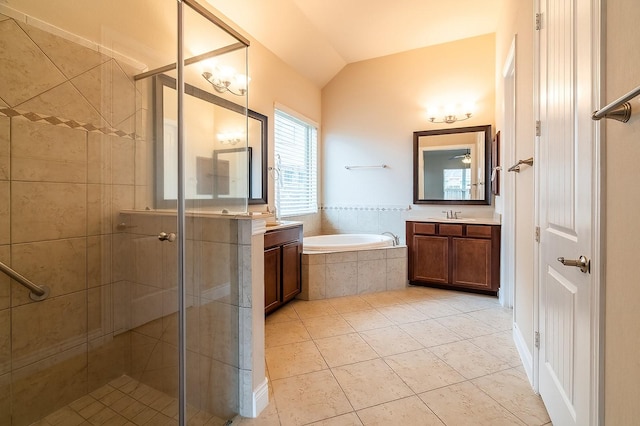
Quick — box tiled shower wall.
[0,12,140,425]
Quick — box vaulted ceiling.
[208,0,507,87]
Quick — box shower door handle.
[158,232,177,242]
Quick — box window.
[274,108,318,217]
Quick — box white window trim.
[273,104,319,218]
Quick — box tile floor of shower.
[33,286,551,426]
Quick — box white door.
[537,0,599,424]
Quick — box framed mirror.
[413,125,492,205]
[154,74,267,208]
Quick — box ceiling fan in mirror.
[449,150,472,164]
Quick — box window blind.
[274,109,318,217]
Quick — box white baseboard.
[251,378,269,418]
[513,323,534,385]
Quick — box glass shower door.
[180,2,249,421]
[126,1,250,423]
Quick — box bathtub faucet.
[382,232,399,246]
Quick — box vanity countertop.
[406,217,501,226]
[263,220,303,231]
[122,208,261,220]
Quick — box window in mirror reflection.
[444,168,471,200]
[421,148,474,199]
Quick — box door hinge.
[535,331,540,348]
[535,13,542,30]
[535,226,540,242]
[535,120,541,136]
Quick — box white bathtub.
[303,233,395,253]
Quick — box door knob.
[557,255,590,273]
[158,232,176,242]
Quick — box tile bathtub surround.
[300,246,407,300]
[247,287,551,426]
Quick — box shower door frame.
[175,1,249,424]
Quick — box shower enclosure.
[0,1,251,424]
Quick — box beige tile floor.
[32,286,551,426]
[235,286,552,426]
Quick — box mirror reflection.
[211,147,251,198]
[155,74,267,208]
[413,125,492,205]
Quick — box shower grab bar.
[507,157,534,173]
[345,164,388,170]
[592,85,640,123]
[0,260,49,301]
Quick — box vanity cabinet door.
[264,224,303,314]
[451,237,492,290]
[264,246,281,314]
[410,235,449,284]
[281,241,302,302]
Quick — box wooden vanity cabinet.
[407,221,500,294]
[264,224,303,314]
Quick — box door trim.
[590,1,604,423]
[533,0,604,423]
[500,36,517,310]
[533,0,541,395]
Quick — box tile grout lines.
[264,289,540,426]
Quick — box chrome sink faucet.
[441,210,462,219]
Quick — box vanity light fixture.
[202,66,250,96]
[427,103,474,124]
[217,131,244,145]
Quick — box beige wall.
[604,0,640,422]
[321,34,496,239]
[494,1,536,363]
[244,34,322,234]
[206,3,323,233]
[322,34,495,207]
